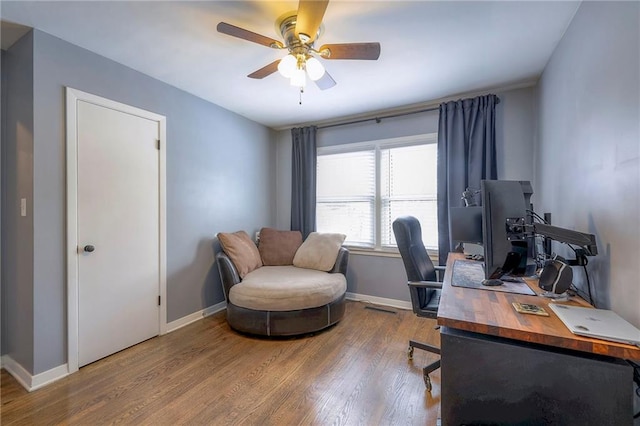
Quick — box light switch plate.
[20,198,27,217]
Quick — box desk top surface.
[437,253,640,361]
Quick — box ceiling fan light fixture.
[305,56,325,81]
[290,67,307,88]
[298,33,311,43]
[278,54,297,78]
[217,0,380,95]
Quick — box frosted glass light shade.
[277,54,296,78]
[306,57,325,81]
[290,68,306,87]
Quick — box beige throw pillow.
[293,232,346,272]
[217,231,262,278]
[258,228,303,266]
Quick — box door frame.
[65,87,167,373]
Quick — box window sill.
[346,247,401,258]
[345,246,439,262]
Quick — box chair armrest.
[216,251,241,302]
[434,265,446,281]
[330,247,349,275]
[408,280,443,290]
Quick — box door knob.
[83,245,95,253]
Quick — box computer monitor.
[480,180,529,280]
[450,206,483,245]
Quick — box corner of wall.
[1,46,6,357]
[2,28,36,373]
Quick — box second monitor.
[481,180,531,281]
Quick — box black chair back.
[393,216,438,315]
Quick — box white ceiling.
[1,1,580,129]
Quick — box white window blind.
[317,134,438,251]
[381,144,438,249]
[317,150,375,246]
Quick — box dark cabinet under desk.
[440,326,632,426]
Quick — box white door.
[76,100,160,367]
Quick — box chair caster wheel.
[423,372,432,392]
[407,346,414,360]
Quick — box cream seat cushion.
[229,266,347,311]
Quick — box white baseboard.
[166,301,226,333]
[1,355,31,390]
[31,364,69,390]
[1,355,69,392]
[345,292,412,311]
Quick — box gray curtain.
[291,126,317,239]
[437,94,499,265]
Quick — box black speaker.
[539,259,573,294]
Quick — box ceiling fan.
[217,0,381,92]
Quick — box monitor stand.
[541,291,570,302]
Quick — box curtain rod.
[317,98,500,130]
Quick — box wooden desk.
[437,253,637,426]
[437,253,640,361]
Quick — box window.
[316,134,438,251]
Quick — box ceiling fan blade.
[315,71,336,90]
[319,43,381,60]
[295,0,329,43]
[217,22,284,49]
[247,60,281,79]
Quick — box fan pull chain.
[299,87,304,105]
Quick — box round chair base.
[226,294,346,337]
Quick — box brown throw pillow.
[217,231,262,278]
[258,228,303,266]
[293,232,346,272]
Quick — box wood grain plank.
[2,301,440,425]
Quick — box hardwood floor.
[1,301,441,425]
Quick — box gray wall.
[275,86,537,302]
[2,29,276,374]
[0,49,3,364]
[535,1,640,327]
[1,32,36,373]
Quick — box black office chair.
[393,215,445,391]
